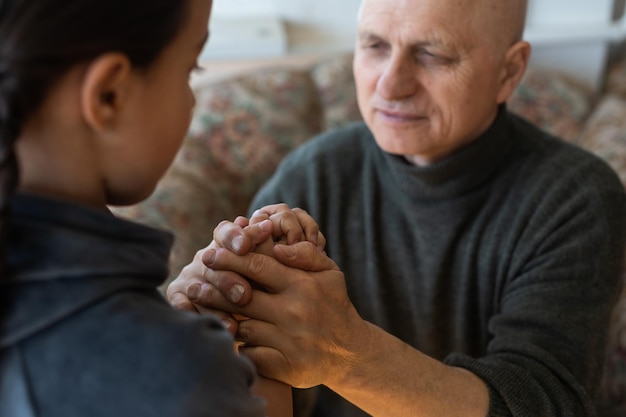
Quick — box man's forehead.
[359,0,475,26]
[357,0,473,45]
[359,0,525,21]
[357,29,456,52]
[358,0,527,48]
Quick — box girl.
[0,0,294,415]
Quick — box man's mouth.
[376,108,426,123]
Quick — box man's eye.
[416,50,453,66]
[364,42,389,52]
[418,50,437,59]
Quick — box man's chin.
[369,127,430,157]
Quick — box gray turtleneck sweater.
[249,108,626,417]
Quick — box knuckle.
[175,268,193,287]
[252,208,268,218]
[169,293,192,310]
[202,269,220,288]
[247,254,269,276]
[216,219,231,230]
[202,283,219,302]
[214,221,239,244]
[284,302,308,325]
[210,269,230,289]
[213,221,228,239]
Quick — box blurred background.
[202,0,626,92]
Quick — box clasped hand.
[166,204,371,389]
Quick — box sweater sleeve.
[445,159,626,417]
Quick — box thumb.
[273,241,338,272]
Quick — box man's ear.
[496,41,531,104]
[80,53,133,133]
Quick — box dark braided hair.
[0,0,190,278]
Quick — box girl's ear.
[80,53,133,132]
[496,41,531,104]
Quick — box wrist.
[325,320,379,392]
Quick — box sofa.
[111,52,626,416]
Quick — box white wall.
[210,0,361,54]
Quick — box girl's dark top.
[1,193,265,417]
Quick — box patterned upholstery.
[309,53,362,130]
[508,67,597,142]
[112,68,322,287]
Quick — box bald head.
[359,0,528,54]
[479,0,528,51]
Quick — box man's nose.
[376,54,419,100]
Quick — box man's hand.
[166,217,271,314]
[201,241,371,389]
[166,205,325,333]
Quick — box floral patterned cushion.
[508,67,597,142]
[112,69,323,286]
[606,58,626,100]
[309,53,362,130]
[578,96,626,187]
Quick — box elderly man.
[168,0,626,416]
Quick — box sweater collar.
[2,193,173,348]
[7,193,173,284]
[382,105,514,200]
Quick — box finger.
[186,281,248,315]
[270,211,304,245]
[239,345,290,384]
[166,254,206,306]
[251,204,305,245]
[213,220,252,254]
[205,248,291,293]
[213,219,272,255]
[168,291,200,313]
[194,305,240,337]
[241,220,274,250]
[292,207,321,247]
[233,216,249,228]
[250,203,291,222]
[190,280,279,324]
[249,209,270,225]
[194,262,253,306]
[273,241,339,272]
[237,318,284,349]
[236,220,274,255]
[237,320,288,378]
[254,235,276,258]
[316,231,327,251]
